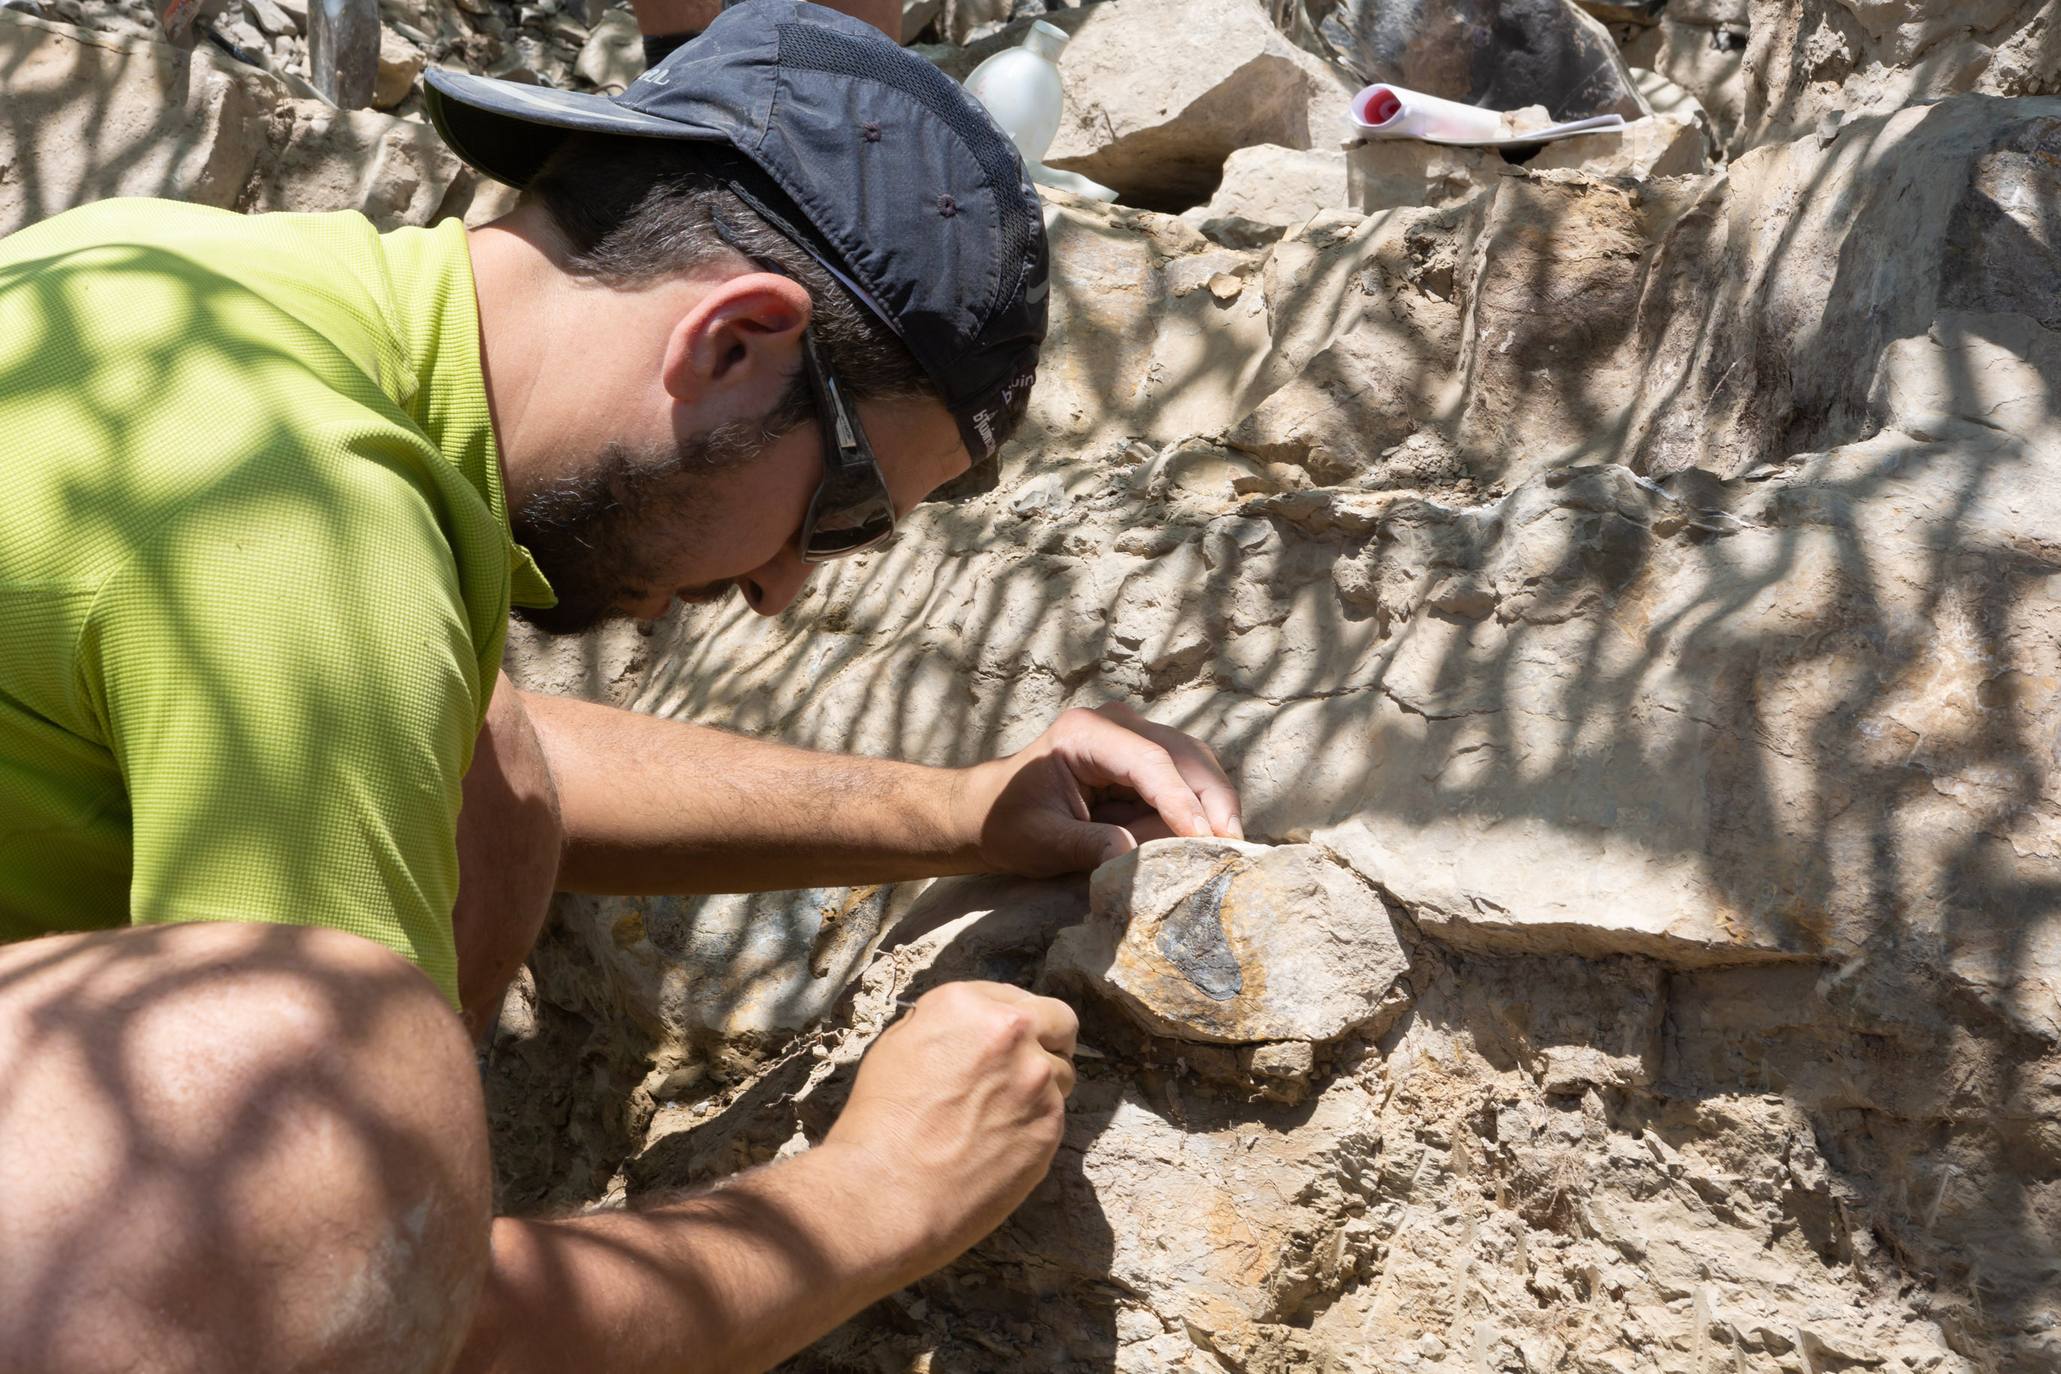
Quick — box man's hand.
[470,981,1078,1373]
[822,981,1078,1268]
[948,702,1244,878]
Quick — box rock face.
[1046,839,1410,1045]
[11,0,2061,1367]
[494,10,2061,1361]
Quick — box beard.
[510,420,766,636]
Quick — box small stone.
[371,25,424,109]
[1206,271,1243,303]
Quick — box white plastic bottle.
[963,22,1118,201]
[963,20,1069,164]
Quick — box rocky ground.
[5,0,2058,1369]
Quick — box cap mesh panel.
[773,21,1035,319]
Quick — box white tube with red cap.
[1350,83,1627,147]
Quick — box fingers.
[1019,805,1139,874]
[1052,709,1214,842]
[1094,702,1245,841]
[1053,704,1245,844]
[978,982,1080,1060]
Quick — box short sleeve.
[75,441,487,1006]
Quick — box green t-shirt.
[0,198,555,1006]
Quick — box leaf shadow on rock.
[504,94,2061,1366]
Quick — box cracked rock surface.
[496,7,2061,1365]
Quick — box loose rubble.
[9,0,2059,1367]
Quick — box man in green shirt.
[0,6,1243,1372]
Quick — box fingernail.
[1190,817,1214,838]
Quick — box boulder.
[1179,143,1348,239]
[571,3,637,92]
[1315,0,1650,122]
[0,11,278,232]
[1525,108,1711,177]
[1041,0,1355,209]
[1735,0,2056,151]
[1624,15,1749,149]
[1044,839,1411,1044]
[371,23,424,108]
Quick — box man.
[0,5,1241,1372]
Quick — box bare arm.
[629,0,902,40]
[469,1140,924,1374]
[519,685,1243,896]
[520,686,981,894]
[461,982,1077,1374]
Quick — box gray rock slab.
[1046,839,1411,1044]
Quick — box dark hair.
[522,133,933,440]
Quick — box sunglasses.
[707,208,898,564]
[792,325,897,563]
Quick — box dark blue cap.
[422,0,1049,462]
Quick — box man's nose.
[740,548,812,617]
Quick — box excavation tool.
[308,0,380,108]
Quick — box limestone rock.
[1179,143,1347,240]
[0,11,278,232]
[900,0,938,42]
[1045,839,1410,1045]
[571,4,637,93]
[1526,109,1711,177]
[251,99,469,228]
[371,23,423,108]
[1735,0,2055,152]
[1041,0,1355,209]
[242,0,297,36]
[930,0,1010,46]
[0,9,475,235]
[1345,136,1510,211]
[1624,15,1748,149]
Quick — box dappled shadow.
[0,922,488,1371]
[524,91,2061,1361]
[0,12,278,232]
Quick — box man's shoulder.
[0,199,405,399]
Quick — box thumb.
[1022,811,1139,876]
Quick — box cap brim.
[422,70,727,189]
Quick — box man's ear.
[660,272,813,409]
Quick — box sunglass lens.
[803,511,895,561]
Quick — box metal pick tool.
[307,0,379,109]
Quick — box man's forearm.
[461,1141,940,1374]
[519,687,985,895]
